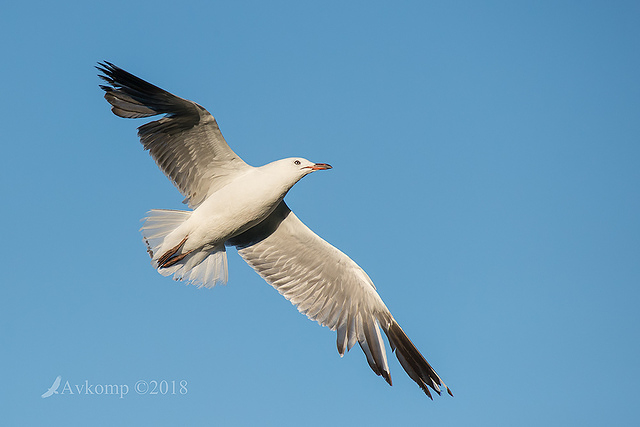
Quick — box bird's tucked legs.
[157,235,191,268]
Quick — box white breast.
[181,167,295,252]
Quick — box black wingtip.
[424,385,433,400]
[95,60,113,72]
[383,371,392,387]
[96,61,192,120]
[96,60,118,72]
[96,61,119,86]
[96,61,156,93]
[384,320,452,399]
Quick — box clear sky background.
[2,1,639,425]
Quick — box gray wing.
[229,202,452,398]
[98,62,251,208]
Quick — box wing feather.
[230,202,450,396]
[230,202,392,380]
[97,62,251,208]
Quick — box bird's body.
[187,158,325,247]
[98,62,452,398]
[149,158,326,281]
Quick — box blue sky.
[2,1,639,425]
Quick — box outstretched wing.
[229,202,451,398]
[98,62,251,208]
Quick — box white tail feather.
[141,209,191,258]
[140,209,228,287]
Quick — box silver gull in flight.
[98,62,452,398]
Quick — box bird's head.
[278,157,332,179]
[264,158,332,194]
[297,158,332,173]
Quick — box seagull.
[97,62,452,398]
[41,375,61,398]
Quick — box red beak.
[307,163,332,171]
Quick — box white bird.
[98,62,452,398]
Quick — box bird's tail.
[141,209,228,288]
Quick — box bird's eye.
[294,160,301,165]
